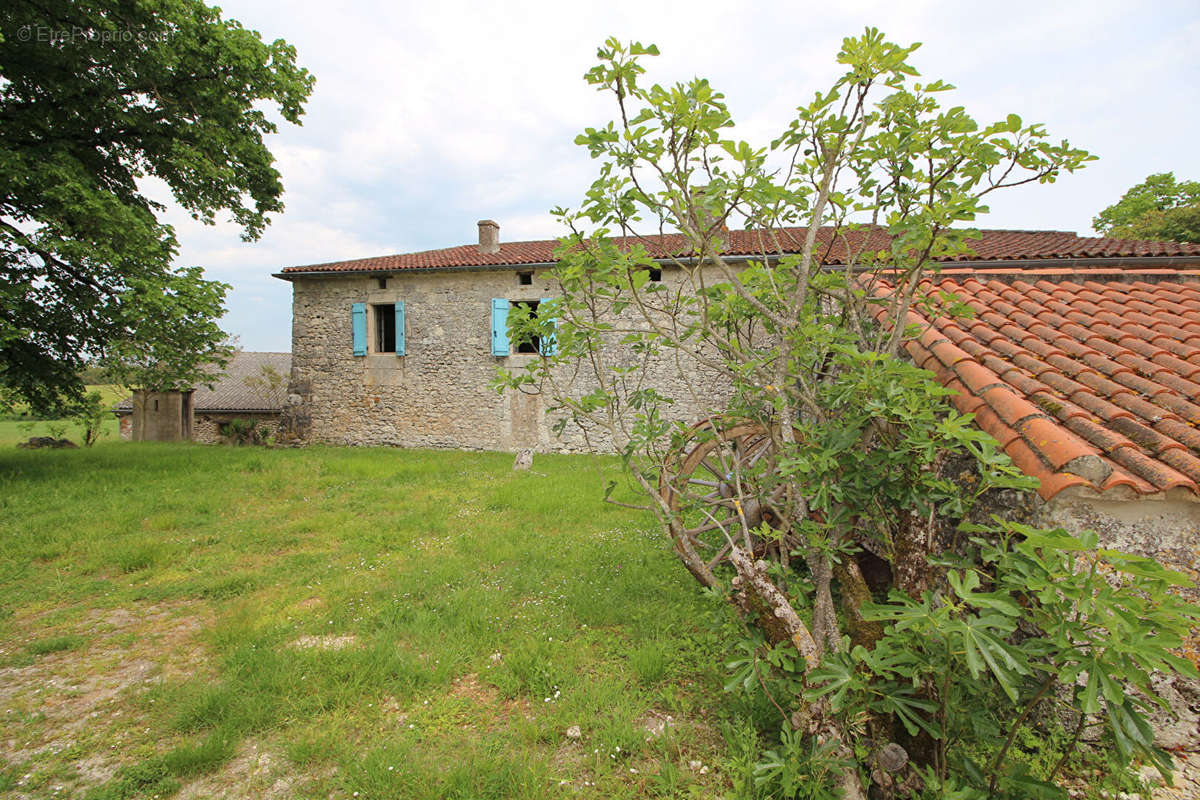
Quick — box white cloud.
[140,0,1200,350]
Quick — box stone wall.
[1036,489,1200,598]
[1037,489,1200,752]
[116,411,283,443]
[193,412,284,444]
[286,266,731,452]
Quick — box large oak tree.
[0,0,313,412]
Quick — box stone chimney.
[478,220,500,254]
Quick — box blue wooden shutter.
[491,299,509,356]
[351,303,367,356]
[394,301,406,356]
[540,297,557,356]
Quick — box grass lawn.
[0,443,770,799]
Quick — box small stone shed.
[115,352,292,443]
[872,269,1200,755]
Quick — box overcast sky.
[159,0,1200,351]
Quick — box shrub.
[218,418,261,446]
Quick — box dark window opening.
[512,300,540,354]
[648,268,663,282]
[518,271,533,286]
[377,277,388,289]
[374,303,396,353]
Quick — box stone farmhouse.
[275,222,1200,587]
[275,220,732,454]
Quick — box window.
[355,302,405,356]
[518,271,533,286]
[376,276,388,289]
[512,301,540,353]
[648,268,662,282]
[491,298,556,356]
[374,303,396,353]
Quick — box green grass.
[26,633,87,656]
[0,443,741,798]
[0,416,121,447]
[0,384,124,446]
[86,384,130,406]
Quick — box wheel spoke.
[746,441,772,466]
[662,421,799,575]
[688,478,721,488]
[685,516,735,537]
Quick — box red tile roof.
[874,278,1200,500]
[277,227,1200,275]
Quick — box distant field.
[87,384,130,407]
[0,445,759,799]
[0,385,126,447]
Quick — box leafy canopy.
[0,0,314,411]
[1092,172,1200,243]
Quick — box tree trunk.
[893,510,936,601]
[807,549,840,653]
[891,510,940,768]
[727,545,867,800]
[833,556,884,652]
[728,545,823,669]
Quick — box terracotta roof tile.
[1156,372,1200,397]
[1111,392,1181,422]
[1062,417,1138,455]
[276,226,1200,275]
[1029,392,1089,422]
[880,278,1200,500]
[1107,416,1185,455]
[1017,416,1100,469]
[1161,449,1200,483]
[952,360,1003,396]
[973,408,1021,449]
[1150,352,1200,379]
[1107,447,1195,491]
[1155,419,1200,452]
[1152,393,1200,424]
[982,386,1042,428]
[1099,466,1157,496]
[945,379,984,415]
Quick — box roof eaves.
[1050,483,1200,504]
[272,260,565,280]
[274,254,1200,281]
[919,255,1200,271]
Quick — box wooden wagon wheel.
[659,418,799,589]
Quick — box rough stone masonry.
[284,264,726,452]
